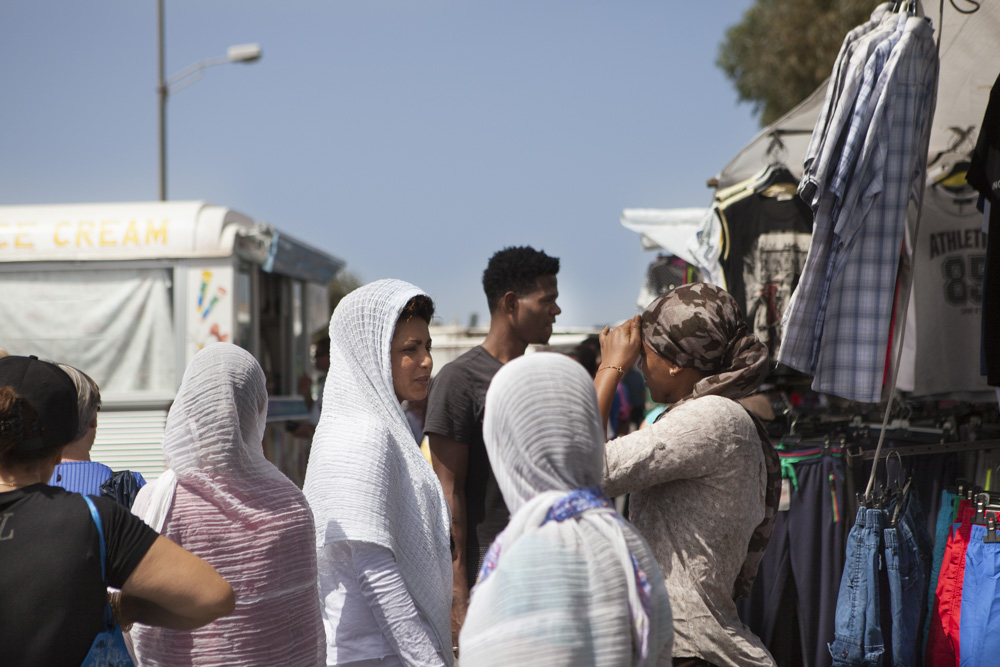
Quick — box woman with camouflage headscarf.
[594,283,779,667]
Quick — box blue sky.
[0,0,760,327]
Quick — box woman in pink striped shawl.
[129,343,325,666]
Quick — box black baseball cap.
[0,355,79,451]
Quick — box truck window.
[258,271,307,397]
[234,265,255,352]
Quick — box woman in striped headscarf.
[129,343,325,666]
[460,352,673,666]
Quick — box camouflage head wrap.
[642,282,778,599]
[640,282,770,404]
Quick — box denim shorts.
[830,507,887,666]
[883,515,925,667]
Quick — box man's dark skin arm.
[429,433,469,653]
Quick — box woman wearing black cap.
[0,355,237,667]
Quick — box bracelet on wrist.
[598,365,624,378]
[109,591,133,632]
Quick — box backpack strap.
[82,495,107,583]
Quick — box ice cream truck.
[0,201,343,485]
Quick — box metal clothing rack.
[846,438,1000,465]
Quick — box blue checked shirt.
[800,3,895,206]
[779,15,938,403]
[781,10,908,376]
[827,14,909,214]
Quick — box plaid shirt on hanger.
[779,14,939,403]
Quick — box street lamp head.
[158,39,263,200]
[227,43,262,64]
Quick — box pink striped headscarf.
[130,343,325,666]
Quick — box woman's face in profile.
[639,339,684,405]
[391,317,433,403]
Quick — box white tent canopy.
[620,208,706,264]
[715,2,1000,189]
[624,2,1000,260]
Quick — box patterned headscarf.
[641,282,779,599]
[640,282,769,404]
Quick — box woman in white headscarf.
[129,343,325,667]
[303,279,453,667]
[459,353,673,667]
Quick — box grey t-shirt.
[899,186,991,397]
[424,345,505,587]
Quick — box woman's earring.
[669,368,679,377]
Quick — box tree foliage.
[327,269,363,313]
[718,0,882,126]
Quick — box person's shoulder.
[684,394,743,411]
[435,346,500,384]
[89,492,129,516]
[23,486,98,523]
[91,461,114,475]
[670,395,751,425]
[91,493,159,543]
[450,346,501,371]
[56,460,114,477]
[6,483,74,505]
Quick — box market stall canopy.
[620,208,706,263]
[715,2,1000,189]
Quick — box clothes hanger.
[892,0,923,16]
[984,516,1000,543]
[971,492,1000,526]
[973,493,995,526]
[886,450,905,492]
[948,477,968,497]
[752,161,797,193]
[890,474,913,527]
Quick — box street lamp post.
[156,0,262,200]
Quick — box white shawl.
[130,343,325,667]
[303,279,453,664]
[460,353,673,667]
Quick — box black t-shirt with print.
[719,191,813,358]
[424,345,505,588]
[0,484,159,667]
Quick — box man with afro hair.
[425,245,561,653]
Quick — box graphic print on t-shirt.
[905,187,991,397]
[744,231,812,357]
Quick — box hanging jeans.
[958,524,1000,667]
[830,507,887,666]
[883,496,928,667]
[899,491,933,576]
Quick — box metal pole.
[156,0,167,201]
